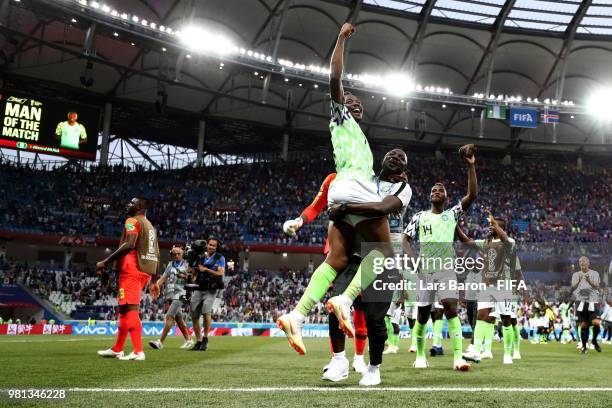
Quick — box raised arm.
[330,23,355,104]
[459,144,478,210]
[455,225,476,248]
[487,211,509,243]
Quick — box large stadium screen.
[0,92,100,160]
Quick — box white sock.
[333,351,346,360]
[354,354,364,361]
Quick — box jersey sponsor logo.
[442,214,449,221]
[119,288,125,299]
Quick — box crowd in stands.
[5,259,610,327]
[1,153,610,247]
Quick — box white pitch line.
[64,387,612,393]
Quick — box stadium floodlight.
[91,1,100,8]
[159,25,166,32]
[416,84,423,91]
[587,88,612,120]
[141,20,148,27]
[132,15,139,23]
[101,4,110,13]
[383,73,414,96]
[121,13,128,19]
[178,26,236,56]
[79,0,87,5]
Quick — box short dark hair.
[207,236,221,247]
[433,182,445,188]
[135,196,150,210]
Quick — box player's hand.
[459,144,475,165]
[328,204,347,223]
[339,22,355,39]
[283,217,303,237]
[95,261,106,271]
[149,282,160,299]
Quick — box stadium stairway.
[17,283,67,322]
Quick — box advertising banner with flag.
[509,108,538,128]
[487,105,507,119]
[540,109,560,124]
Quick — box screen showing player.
[0,92,100,160]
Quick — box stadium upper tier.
[1,152,609,245]
[3,0,612,154]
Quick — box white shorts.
[477,288,514,316]
[415,271,459,306]
[562,316,571,329]
[328,178,380,227]
[387,303,403,325]
[405,303,417,320]
[541,316,550,327]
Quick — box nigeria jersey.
[474,238,519,285]
[559,302,571,319]
[403,202,463,273]
[55,121,87,149]
[329,100,374,182]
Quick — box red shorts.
[118,267,150,306]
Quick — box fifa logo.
[487,248,497,271]
[148,230,155,254]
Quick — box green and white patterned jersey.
[55,121,87,149]
[474,237,519,284]
[329,100,374,182]
[403,202,463,273]
[559,302,571,319]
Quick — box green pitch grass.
[0,336,611,407]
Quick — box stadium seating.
[0,154,609,246]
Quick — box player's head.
[126,196,149,216]
[67,111,78,123]
[429,182,446,205]
[171,246,184,260]
[578,256,589,271]
[207,236,221,255]
[343,91,363,122]
[381,148,407,176]
[489,218,506,238]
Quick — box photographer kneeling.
[149,246,193,350]
[190,237,225,351]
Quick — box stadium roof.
[1,0,612,159]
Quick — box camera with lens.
[184,240,207,266]
[184,239,224,291]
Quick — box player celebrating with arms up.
[96,197,160,361]
[404,145,477,371]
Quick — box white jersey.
[375,177,412,243]
[571,269,600,303]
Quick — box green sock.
[393,331,400,347]
[503,326,513,356]
[414,321,427,358]
[295,262,337,316]
[432,319,444,348]
[342,249,385,301]
[411,326,417,348]
[483,322,494,353]
[473,320,486,354]
[513,324,520,352]
[447,317,463,360]
[384,316,393,346]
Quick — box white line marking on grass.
[65,387,612,393]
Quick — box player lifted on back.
[281,171,370,375]
[403,144,477,371]
[96,197,160,361]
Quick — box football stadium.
[0,0,611,406]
